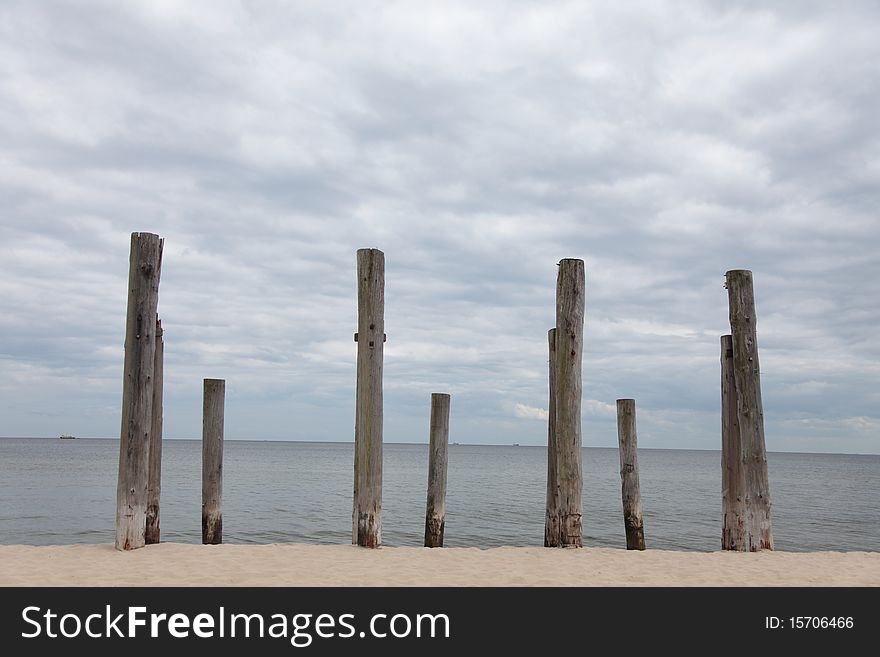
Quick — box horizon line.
[2,436,876,457]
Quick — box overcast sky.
[1,1,877,454]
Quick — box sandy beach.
[1,543,878,586]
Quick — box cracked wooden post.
[353,248,384,548]
[115,232,163,551]
[555,258,584,547]
[544,328,560,547]
[202,378,225,545]
[726,269,773,551]
[424,393,450,547]
[616,399,645,550]
[145,318,164,544]
[721,334,745,550]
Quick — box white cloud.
[842,417,880,433]
[585,400,617,419]
[514,403,548,421]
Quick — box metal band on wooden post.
[726,269,773,551]
[202,378,225,545]
[424,393,450,548]
[353,248,384,548]
[115,232,163,551]
[616,399,645,550]
[555,258,585,547]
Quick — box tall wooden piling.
[424,393,451,548]
[555,258,585,547]
[145,318,164,545]
[726,269,773,551]
[353,248,384,548]
[115,232,163,551]
[616,399,645,550]
[202,378,225,545]
[544,328,560,547]
[721,334,745,550]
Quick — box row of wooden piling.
[114,233,772,552]
[375,261,771,552]
[600,270,775,553]
[114,232,228,549]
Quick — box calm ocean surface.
[0,438,877,551]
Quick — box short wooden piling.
[555,258,585,547]
[721,334,745,550]
[424,393,450,548]
[202,378,225,545]
[616,399,645,550]
[726,269,773,551]
[115,232,163,551]
[145,318,164,545]
[353,248,384,548]
[544,328,560,547]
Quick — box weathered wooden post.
[544,328,560,547]
[555,258,585,547]
[353,248,384,548]
[721,334,745,550]
[726,269,773,551]
[145,318,164,544]
[424,393,450,547]
[202,378,225,545]
[616,399,645,550]
[115,232,163,551]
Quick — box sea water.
[0,438,877,551]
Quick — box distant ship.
[59,434,77,440]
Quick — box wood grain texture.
[555,259,584,547]
[726,270,773,551]
[145,318,163,545]
[202,378,225,545]
[353,248,384,548]
[424,393,450,547]
[544,328,560,547]
[115,232,163,551]
[616,399,645,550]
[721,334,746,551]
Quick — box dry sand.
[1,543,878,586]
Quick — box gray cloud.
[0,0,877,453]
